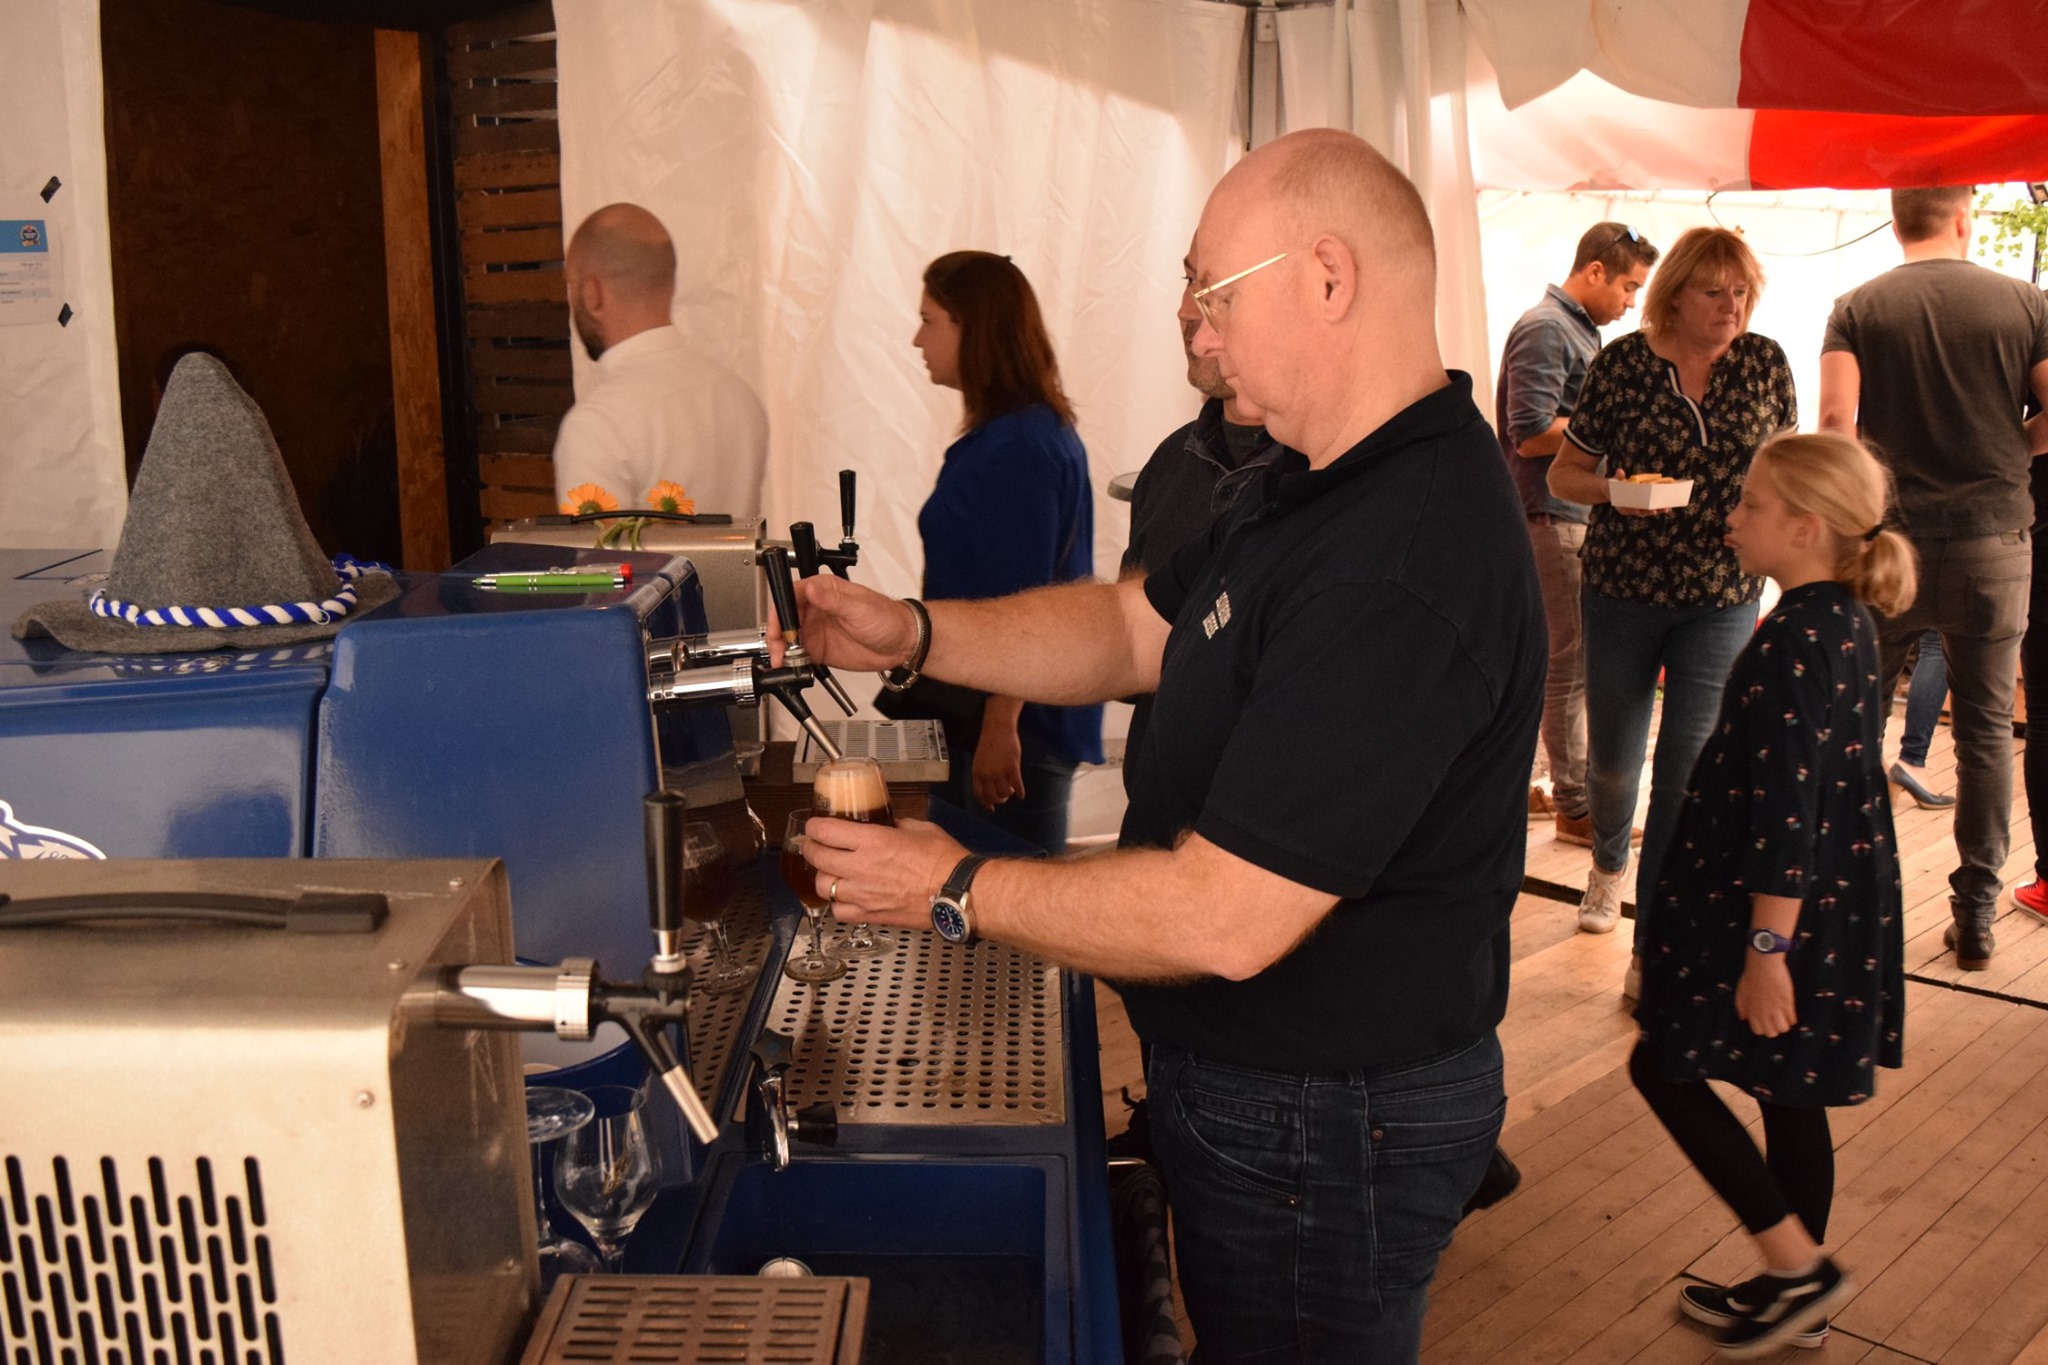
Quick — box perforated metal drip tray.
[680,875,774,1112]
[763,929,1065,1126]
[519,1274,867,1364]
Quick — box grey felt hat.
[12,354,400,654]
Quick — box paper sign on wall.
[0,217,62,325]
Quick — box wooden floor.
[1095,714,2048,1362]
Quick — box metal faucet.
[644,545,852,761]
[749,1029,838,1171]
[407,791,724,1146]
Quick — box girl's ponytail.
[1751,432,1919,617]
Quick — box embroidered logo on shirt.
[1202,590,1233,639]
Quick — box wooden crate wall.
[444,0,567,529]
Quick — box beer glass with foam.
[811,756,897,956]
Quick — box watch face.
[932,901,969,943]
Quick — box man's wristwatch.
[1749,928,1795,955]
[930,854,990,946]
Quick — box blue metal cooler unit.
[0,544,721,972]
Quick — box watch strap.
[932,854,989,945]
[1749,928,1795,954]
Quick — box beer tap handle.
[644,790,688,974]
[790,522,823,579]
[824,470,858,578]
[766,541,856,715]
[762,546,802,645]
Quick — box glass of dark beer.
[780,809,847,983]
[812,755,896,956]
[685,820,751,993]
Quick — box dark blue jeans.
[1899,629,1947,767]
[1580,589,1758,954]
[1148,1034,1505,1362]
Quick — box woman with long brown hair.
[906,250,1102,853]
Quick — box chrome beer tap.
[410,791,721,1145]
[643,544,854,761]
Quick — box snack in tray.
[1607,470,1694,510]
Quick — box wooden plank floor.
[1096,710,2048,1362]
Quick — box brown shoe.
[1528,785,1555,818]
[1554,813,1643,848]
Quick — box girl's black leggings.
[1628,1040,1835,1240]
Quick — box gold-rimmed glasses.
[1190,245,1306,332]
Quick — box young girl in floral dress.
[1630,432,1916,1358]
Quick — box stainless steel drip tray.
[763,928,1065,1126]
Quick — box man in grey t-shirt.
[1820,185,2048,969]
[1495,222,1657,859]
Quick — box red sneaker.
[2013,879,2048,926]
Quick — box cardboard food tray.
[1608,476,1694,510]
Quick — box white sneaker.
[1623,954,1642,1004]
[1577,860,1629,934]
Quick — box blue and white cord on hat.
[87,554,390,629]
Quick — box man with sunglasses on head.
[792,128,1544,1360]
[1498,223,1660,852]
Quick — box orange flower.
[563,483,619,516]
[646,480,695,515]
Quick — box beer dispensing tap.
[411,790,722,1146]
[787,521,858,716]
[644,546,849,762]
[810,469,861,579]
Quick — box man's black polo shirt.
[1117,373,1545,1073]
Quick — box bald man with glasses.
[790,130,1545,1360]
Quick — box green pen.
[473,564,633,591]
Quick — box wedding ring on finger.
[828,878,841,904]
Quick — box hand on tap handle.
[788,574,925,674]
[783,525,857,716]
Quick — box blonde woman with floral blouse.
[1548,227,1798,994]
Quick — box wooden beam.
[374,29,451,573]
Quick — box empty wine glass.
[524,1086,600,1293]
[554,1084,660,1274]
[685,820,751,994]
[813,755,896,956]
[781,809,846,984]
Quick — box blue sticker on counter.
[2,222,50,254]
[40,177,61,202]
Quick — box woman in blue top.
[910,250,1103,854]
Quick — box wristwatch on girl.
[1749,928,1795,955]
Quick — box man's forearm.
[1515,416,1569,458]
[971,841,1331,982]
[922,579,1162,706]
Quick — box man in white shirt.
[553,203,768,519]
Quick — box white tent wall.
[1273,0,1493,402]
[1,0,125,551]
[555,0,1246,685]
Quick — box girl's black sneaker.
[1716,1258,1852,1359]
[1678,1278,1827,1348]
